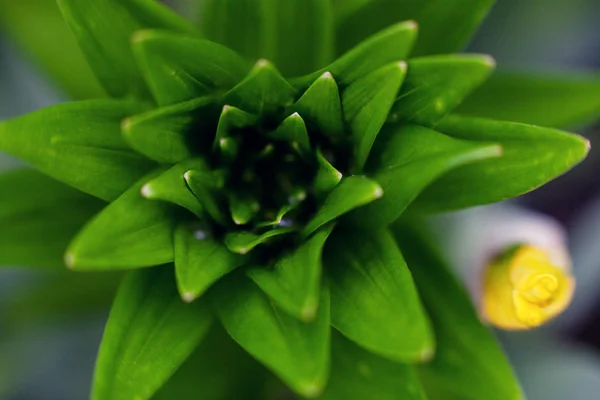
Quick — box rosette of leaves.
[0,0,596,399]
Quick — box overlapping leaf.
[0,100,153,201]
[325,229,433,363]
[389,55,495,127]
[132,30,250,105]
[413,115,590,211]
[67,170,179,270]
[92,266,212,400]
[304,176,382,236]
[199,0,334,77]
[293,20,417,89]
[223,59,297,115]
[122,97,218,164]
[213,273,331,398]
[292,72,344,141]
[391,222,522,400]
[174,222,245,302]
[57,0,196,100]
[342,61,406,171]
[352,125,501,228]
[248,224,334,321]
[334,0,494,56]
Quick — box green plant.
[0,0,598,399]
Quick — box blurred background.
[1,0,600,399]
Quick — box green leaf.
[0,169,104,268]
[318,331,427,400]
[228,193,260,225]
[122,97,218,164]
[66,170,178,270]
[213,273,331,398]
[140,159,206,218]
[391,222,523,400]
[314,149,343,196]
[174,222,244,303]
[389,55,495,127]
[248,224,334,322]
[132,30,250,106]
[224,227,295,255]
[92,266,212,400]
[303,176,383,237]
[292,72,344,141]
[334,0,494,57]
[199,0,334,77]
[293,20,417,89]
[268,112,312,155]
[351,125,501,227]
[0,100,154,201]
[0,0,104,99]
[342,61,406,172]
[223,59,297,115]
[414,115,590,212]
[456,71,600,129]
[57,0,195,100]
[407,0,495,57]
[154,324,270,400]
[184,169,228,224]
[213,105,258,148]
[324,229,433,363]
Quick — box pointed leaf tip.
[343,60,407,172]
[303,176,383,237]
[413,115,589,211]
[248,224,334,321]
[67,170,178,270]
[91,267,212,400]
[390,54,495,127]
[295,20,417,89]
[212,273,331,397]
[0,100,153,201]
[57,0,195,100]
[133,31,249,105]
[326,229,433,363]
[174,222,244,302]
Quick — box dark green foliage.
[0,0,597,399]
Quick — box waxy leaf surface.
[352,125,501,227]
[334,0,494,57]
[414,115,590,211]
[213,274,331,398]
[0,100,153,201]
[92,266,212,400]
[325,229,433,363]
[392,222,522,400]
[133,30,249,105]
[58,0,195,100]
[389,55,495,127]
[67,171,178,270]
[174,222,245,302]
[248,224,334,321]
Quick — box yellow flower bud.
[482,244,575,330]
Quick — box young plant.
[0,0,596,398]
